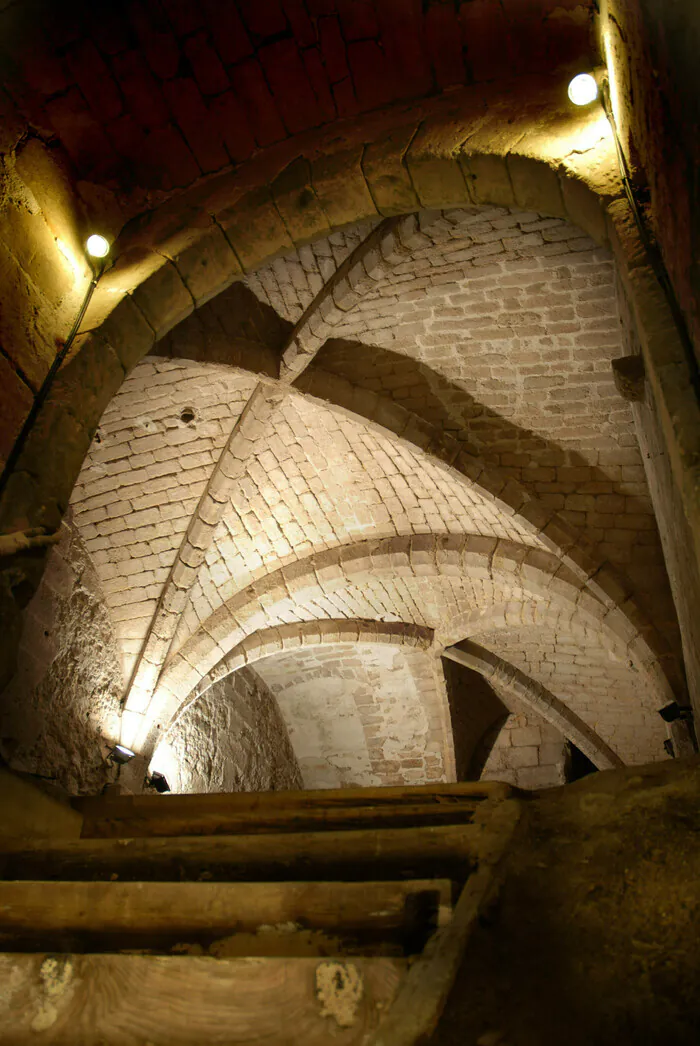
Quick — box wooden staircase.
[0,781,521,1045]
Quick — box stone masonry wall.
[309,208,669,608]
[69,358,257,680]
[171,382,542,655]
[481,708,568,791]
[255,643,450,788]
[150,666,302,795]
[472,624,667,766]
[0,511,122,794]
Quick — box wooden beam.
[74,782,513,839]
[0,953,404,1045]
[0,878,449,953]
[0,824,478,883]
[368,793,523,1045]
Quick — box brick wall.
[69,358,257,679]
[481,709,567,791]
[255,642,450,788]
[472,624,667,765]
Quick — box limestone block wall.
[69,358,258,680]
[481,710,568,791]
[0,511,122,794]
[472,624,667,765]
[255,643,451,789]
[150,667,302,795]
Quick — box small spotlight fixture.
[109,744,136,765]
[86,233,110,259]
[568,73,599,107]
[148,771,171,793]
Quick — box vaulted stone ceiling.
[55,204,679,791]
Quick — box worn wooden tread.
[0,953,405,1045]
[0,879,452,953]
[74,784,513,839]
[0,823,477,883]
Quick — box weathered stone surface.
[0,512,122,794]
[150,667,302,794]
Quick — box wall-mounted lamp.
[568,73,599,107]
[108,744,136,765]
[86,234,110,260]
[0,230,114,499]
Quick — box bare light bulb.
[568,73,599,107]
[86,233,110,259]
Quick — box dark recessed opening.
[180,408,196,424]
[566,742,598,783]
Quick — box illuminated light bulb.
[86,233,110,259]
[568,73,599,107]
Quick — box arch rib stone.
[122,382,285,717]
[288,373,678,687]
[122,213,447,721]
[279,212,439,382]
[442,639,624,771]
[123,533,673,758]
[160,618,435,746]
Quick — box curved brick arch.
[2,131,694,652]
[0,111,617,539]
[117,348,680,724]
[438,597,631,656]
[163,619,435,746]
[124,532,673,757]
[443,640,624,770]
[284,376,678,684]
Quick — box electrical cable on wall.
[600,80,700,405]
[0,241,110,503]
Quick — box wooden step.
[0,879,452,955]
[74,781,513,839]
[0,953,404,1044]
[0,824,477,883]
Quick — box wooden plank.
[0,824,478,883]
[0,953,404,1045]
[0,879,452,952]
[74,784,513,840]
[81,804,485,839]
[74,781,511,817]
[368,798,523,1045]
[74,782,512,839]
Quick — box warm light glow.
[86,233,110,259]
[568,73,598,107]
[56,238,85,282]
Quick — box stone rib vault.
[23,205,679,792]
